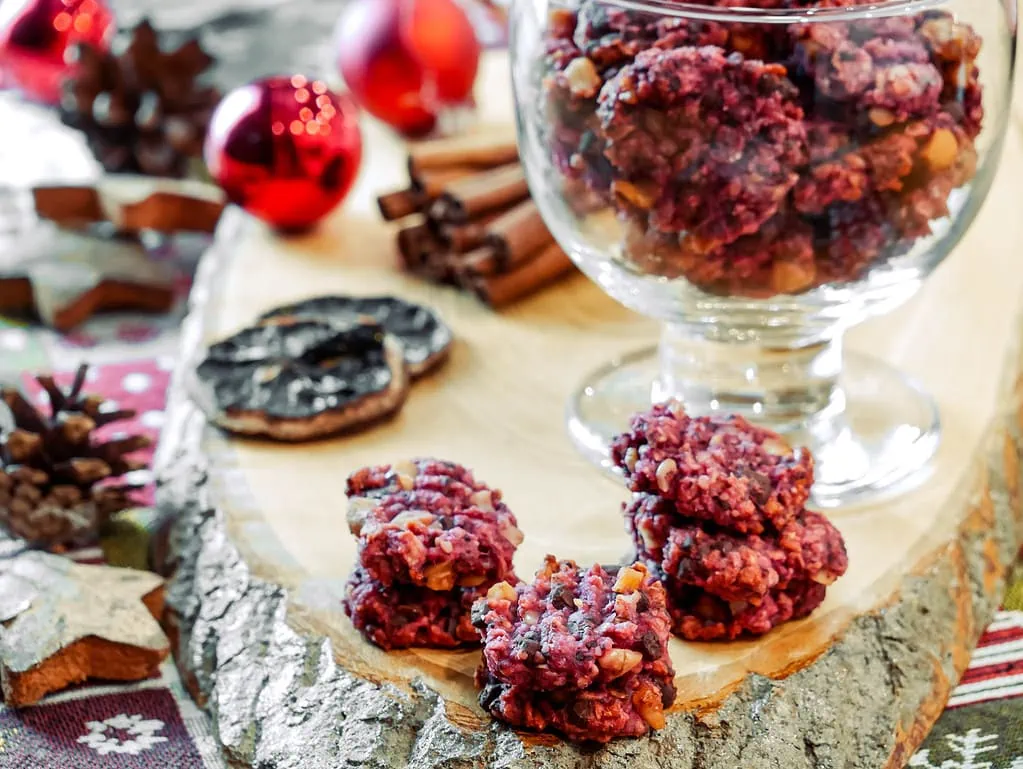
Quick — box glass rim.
[594,0,950,23]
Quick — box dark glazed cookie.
[343,568,485,650]
[472,557,676,742]
[194,320,408,441]
[611,402,814,534]
[258,295,453,377]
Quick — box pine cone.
[60,20,219,178]
[0,364,151,549]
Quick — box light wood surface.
[159,52,1023,766]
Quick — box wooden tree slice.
[155,55,1023,768]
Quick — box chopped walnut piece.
[598,648,644,678]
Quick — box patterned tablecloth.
[0,74,1022,769]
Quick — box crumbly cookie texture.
[357,489,521,590]
[472,557,676,742]
[665,578,829,641]
[611,403,814,534]
[542,2,984,296]
[343,568,485,650]
[343,459,522,650]
[627,495,848,601]
[614,402,849,641]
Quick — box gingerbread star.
[0,222,176,332]
[0,551,169,707]
[32,180,225,234]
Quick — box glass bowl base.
[567,347,940,510]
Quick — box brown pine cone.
[60,20,219,178]
[0,364,151,549]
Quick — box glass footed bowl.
[510,0,1017,508]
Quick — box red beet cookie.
[343,458,522,650]
[611,403,814,534]
[666,577,829,641]
[597,46,807,250]
[356,488,522,590]
[472,557,676,742]
[626,494,848,604]
[342,568,485,650]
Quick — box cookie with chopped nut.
[343,459,523,650]
[611,402,813,534]
[472,557,676,742]
[356,487,522,590]
[626,495,849,604]
[475,671,676,744]
[665,577,831,642]
[345,458,497,530]
[342,568,486,650]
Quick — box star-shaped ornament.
[0,551,168,707]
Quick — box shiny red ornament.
[0,0,113,104]
[204,76,363,233]
[335,0,481,137]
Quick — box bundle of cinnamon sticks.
[378,132,576,309]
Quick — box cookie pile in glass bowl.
[510,0,1016,507]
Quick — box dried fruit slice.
[194,319,408,441]
[258,295,453,377]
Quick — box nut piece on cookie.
[611,402,813,533]
[472,556,676,742]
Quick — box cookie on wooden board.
[0,551,169,708]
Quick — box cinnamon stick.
[408,132,519,177]
[411,166,477,198]
[471,243,575,308]
[437,209,505,253]
[379,188,421,221]
[379,167,481,221]
[396,220,459,284]
[483,200,553,270]
[397,218,437,270]
[430,164,529,224]
[453,247,499,278]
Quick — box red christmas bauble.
[204,76,363,233]
[0,0,113,104]
[335,0,481,138]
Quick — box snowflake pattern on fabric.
[911,729,1023,769]
[78,714,169,756]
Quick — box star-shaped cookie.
[0,222,176,332]
[0,551,169,707]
